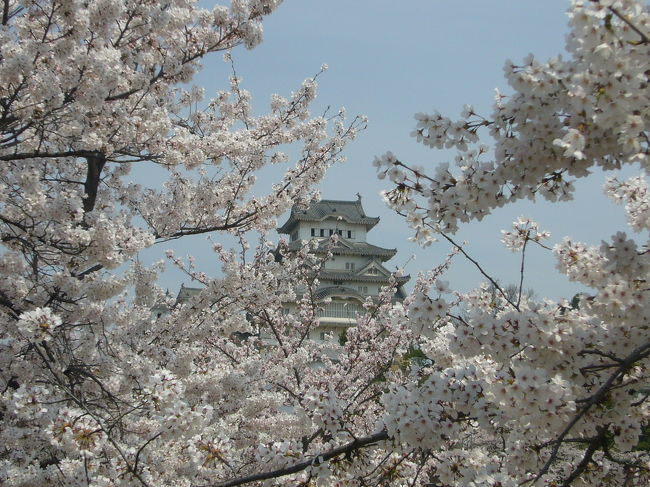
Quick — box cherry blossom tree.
[1,1,649,487]
[374,0,650,485]
[0,0,375,485]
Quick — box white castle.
[276,195,409,342]
[156,196,409,345]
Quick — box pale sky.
[144,1,639,301]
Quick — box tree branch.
[82,154,106,214]
[208,430,389,487]
[0,149,104,161]
[608,6,650,44]
[517,237,528,308]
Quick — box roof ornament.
[356,192,362,201]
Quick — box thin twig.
[517,237,528,308]
[440,232,519,311]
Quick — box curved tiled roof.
[286,239,397,260]
[176,285,202,303]
[278,198,379,233]
[319,270,410,285]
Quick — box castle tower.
[277,196,409,342]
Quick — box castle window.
[311,228,315,236]
[329,229,334,236]
[345,262,355,270]
[358,286,368,294]
[347,230,354,239]
[319,229,325,237]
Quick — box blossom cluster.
[500,216,551,251]
[376,0,649,240]
[375,1,650,485]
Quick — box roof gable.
[357,260,392,278]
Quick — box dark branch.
[82,154,106,214]
[608,6,650,44]
[208,430,389,487]
[0,149,104,161]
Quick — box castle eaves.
[318,270,410,285]
[286,239,397,260]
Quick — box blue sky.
[151,1,638,300]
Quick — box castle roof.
[318,270,410,285]
[287,238,397,261]
[277,198,379,234]
[176,284,202,303]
